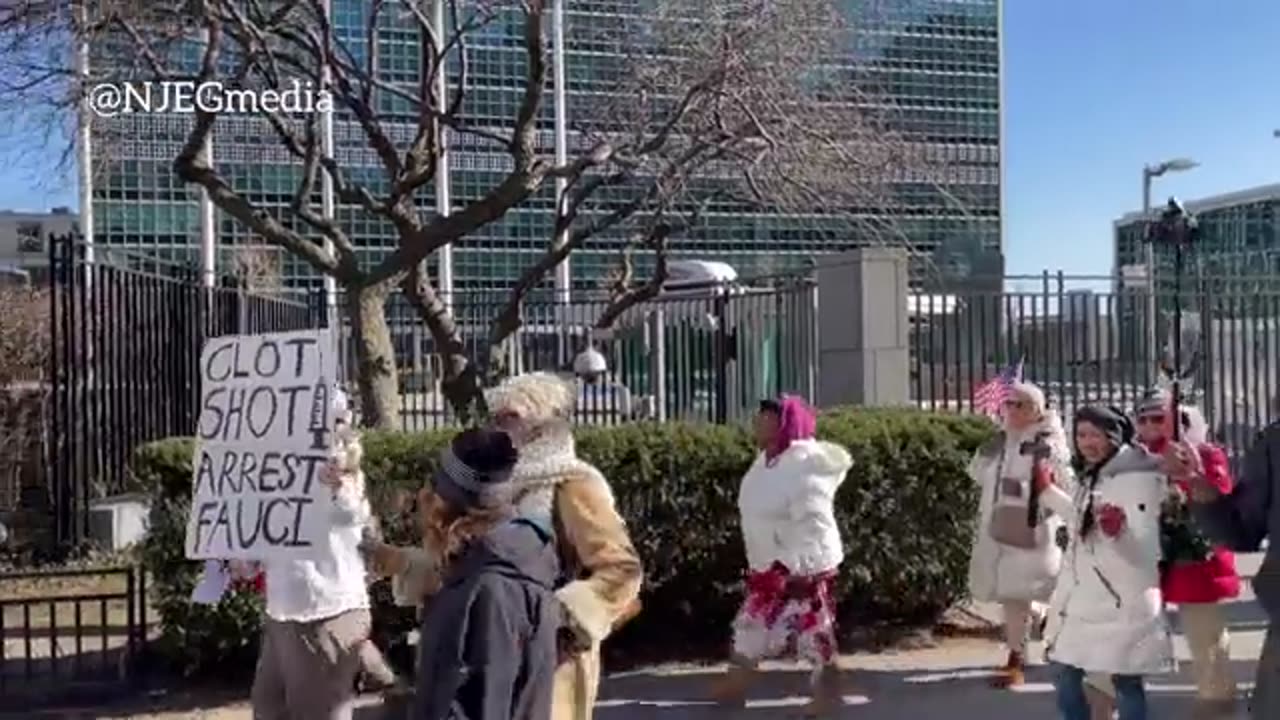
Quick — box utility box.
[88,493,150,551]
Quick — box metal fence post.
[650,310,667,422]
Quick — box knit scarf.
[508,425,610,521]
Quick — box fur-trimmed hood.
[1097,443,1161,477]
[786,438,853,479]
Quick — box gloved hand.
[1096,503,1127,538]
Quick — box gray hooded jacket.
[1193,423,1280,620]
[412,517,561,720]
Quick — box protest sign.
[184,329,337,560]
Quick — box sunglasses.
[1003,400,1029,410]
[1137,414,1165,426]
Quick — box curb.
[933,604,1003,640]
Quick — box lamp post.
[1141,158,1198,373]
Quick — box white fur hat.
[1009,381,1047,414]
[484,372,577,425]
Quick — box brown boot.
[709,657,756,707]
[989,650,1025,689]
[801,664,842,717]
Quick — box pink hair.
[766,394,817,459]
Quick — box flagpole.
[1148,199,1197,443]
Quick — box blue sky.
[2,0,1278,279]
[1003,0,1280,277]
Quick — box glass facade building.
[1114,183,1280,298]
[88,0,1001,294]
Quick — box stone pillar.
[816,247,910,407]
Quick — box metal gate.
[0,566,147,704]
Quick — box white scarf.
[509,426,610,520]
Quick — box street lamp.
[1141,157,1198,372]
[1143,158,1199,213]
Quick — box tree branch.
[594,225,673,330]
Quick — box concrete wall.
[816,247,910,407]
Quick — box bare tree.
[231,245,284,295]
[0,0,927,426]
[480,0,918,374]
[0,286,49,510]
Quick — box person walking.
[1131,392,1240,718]
[709,395,854,716]
[366,372,643,720]
[249,391,385,720]
[1041,406,1173,720]
[1166,419,1280,719]
[966,381,1075,688]
[412,428,562,720]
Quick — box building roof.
[1115,183,1280,227]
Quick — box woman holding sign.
[245,391,392,720]
[363,372,643,720]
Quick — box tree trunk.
[346,285,399,429]
[398,268,484,423]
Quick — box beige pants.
[1001,600,1046,653]
[251,609,372,720]
[1086,603,1235,702]
[1181,602,1236,701]
[551,645,601,720]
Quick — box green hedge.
[137,408,992,675]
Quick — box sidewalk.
[23,554,1266,719]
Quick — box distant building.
[1114,183,1280,300]
[85,1,1002,294]
[1114,186,1280,439]
[0,207,78,280]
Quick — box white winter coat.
[737,438,854,576]
[1043,445,1174,676]
[967,418,1076,603]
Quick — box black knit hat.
[432,428,520,511]
[1074,405,1134,448]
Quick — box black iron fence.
[910,272,1280,458]
[0,566,147,703]
[325,277,819,430]
[46,236,316,546]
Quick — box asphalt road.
[592,553,1269,719]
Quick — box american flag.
[973,359,1024,416]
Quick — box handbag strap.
[991,449,1005,505]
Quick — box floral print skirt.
[731,561,838,665]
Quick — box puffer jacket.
[1144,437,1240,604]
[737,438,854,576]
[1043,445,1174,676]
[967,417,1076,603]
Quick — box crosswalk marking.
[1006,681,1255,694]
[905,669,1003,683]
[596,695,872,709]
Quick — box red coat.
[1146,438,1241,604]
